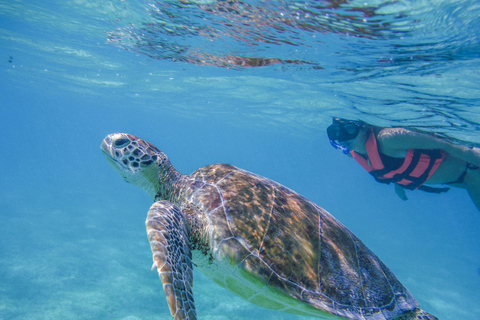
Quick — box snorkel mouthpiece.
[329,139,350,154]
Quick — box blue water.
[1,0,480,319]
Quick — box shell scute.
[189,183,223,215]
[190,163,237,184]
[214,169,276,250]
[361,307,383,319]
[181,180,205,201]
[319,211,372,307]
[208,207,235,245]
[238,254,274,285]
[262,187,321,290]
[216,237,252,266]
[301,290,334,311]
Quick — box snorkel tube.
[329,139,350,154]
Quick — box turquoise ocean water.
[1,0,480,319]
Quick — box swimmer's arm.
[377,128,480,167]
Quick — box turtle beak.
[100,135,131,179]
[100,135,114,159]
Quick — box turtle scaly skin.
[101,133,438,320]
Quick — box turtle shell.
[178,163,418,320]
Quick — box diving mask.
[327,119,362,154]
[327,121,360,142]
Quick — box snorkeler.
[327,118,480,211]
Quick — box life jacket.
[351,130,449,193]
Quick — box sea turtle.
[100,133,438,320]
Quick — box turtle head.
[101,133,179,200]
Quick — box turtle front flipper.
[146,200,196,320]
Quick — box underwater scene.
[1,0,480,319]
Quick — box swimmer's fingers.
[394,184,408,201]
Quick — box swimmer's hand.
[446,145,480,168]
[395,184,408,201]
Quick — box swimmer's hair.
[332,117,369,128]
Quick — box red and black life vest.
[351,130,449,193]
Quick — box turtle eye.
[140,160,153,167]
[114,138,130,148]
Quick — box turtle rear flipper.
[392,308,438,320]
[146,201,196,320]
[413,309,438,320]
